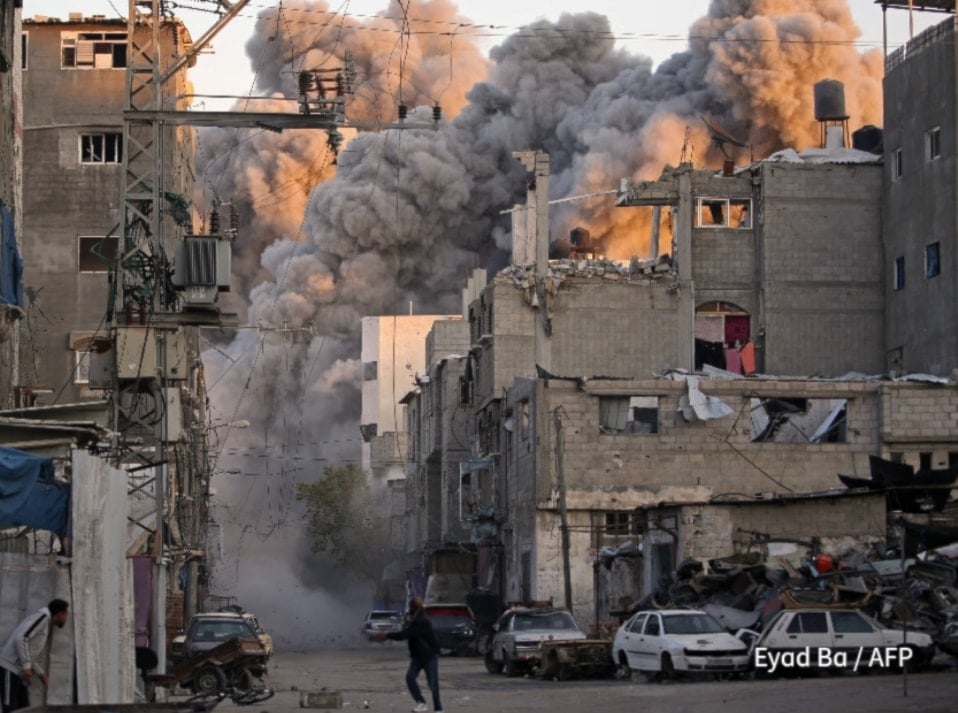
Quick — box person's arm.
[23,617,49,679]
[15,613,47,680]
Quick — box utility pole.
[112,1,391,674]
[553,407,573,614]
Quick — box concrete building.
[0,2,23,408]
[883,15,958,376]
[18,13,195,404]
[397,143,958,625]
[360,314,462,483]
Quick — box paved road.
[206,643,958,713]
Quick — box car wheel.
[504,651,522,677]
[903,645,923,673]
[484,649,504,674]
[192,665,227,695]
[231,667,255,693]
[659,653,675,683]
[614,652,631,680]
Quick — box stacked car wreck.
[367,16,958,680]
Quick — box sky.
[25,1,947,110]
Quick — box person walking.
[0,599,69,713]
[375,596,442,712]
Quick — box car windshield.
[193,620,254,642]
[369,612,400,621]
[430,614,472,629]
[514,612,578,631]
[662,614,725,635]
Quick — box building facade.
[399,144,958,625]
[19,13,196,403]
[883,16,958,376]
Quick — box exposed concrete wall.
[884,18,958,376]
[549,279,682,377]
[669,493,886,566]
[756,162,885,377]
[880,380,958,451]
[527,377,894,511]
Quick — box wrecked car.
[612,610,749,680]
[361,610,403,641]
[423,604,478,655]
[484,607,586,676]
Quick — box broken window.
[926,126,941,161]
[599,396,659,434]
[77,235,118,272]
[750,398,847,443]
[695,198,751,229]
[80,133,123,164]
[61,32,128,69]
[926,242,941,278]
[894,256,905,291]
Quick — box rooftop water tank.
[814,79,847,121]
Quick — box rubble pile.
[620,540,958,657]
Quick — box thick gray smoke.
[201,0,882,646]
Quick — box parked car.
[423,604,478,655]
[361,610,403,640]
[171,612,271,667]
[747,608,935,676]
[612,609,750,680]
[485,607,586,676]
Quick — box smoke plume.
[200,0,883,645]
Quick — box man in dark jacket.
[376,596,442,712]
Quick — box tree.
[295,463,387,580]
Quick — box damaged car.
[612,610,750,680]
[485,607,585,677]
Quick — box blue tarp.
[0,198,23,308]
[0,446,68,534]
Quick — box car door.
[618,613,647,670]
[637,613,664,671]
[829,611,880,653]
[495,612,515,661]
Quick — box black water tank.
[852,124,883,154]
[814,79,847,121]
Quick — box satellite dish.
[701,115,748,159]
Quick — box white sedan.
[612,609,750,680]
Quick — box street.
[208,644,958,713]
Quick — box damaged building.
[397,79,958,628]
[387,11,958,635]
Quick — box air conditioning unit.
[172,236,231,308]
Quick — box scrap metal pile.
[623,539,958,657]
